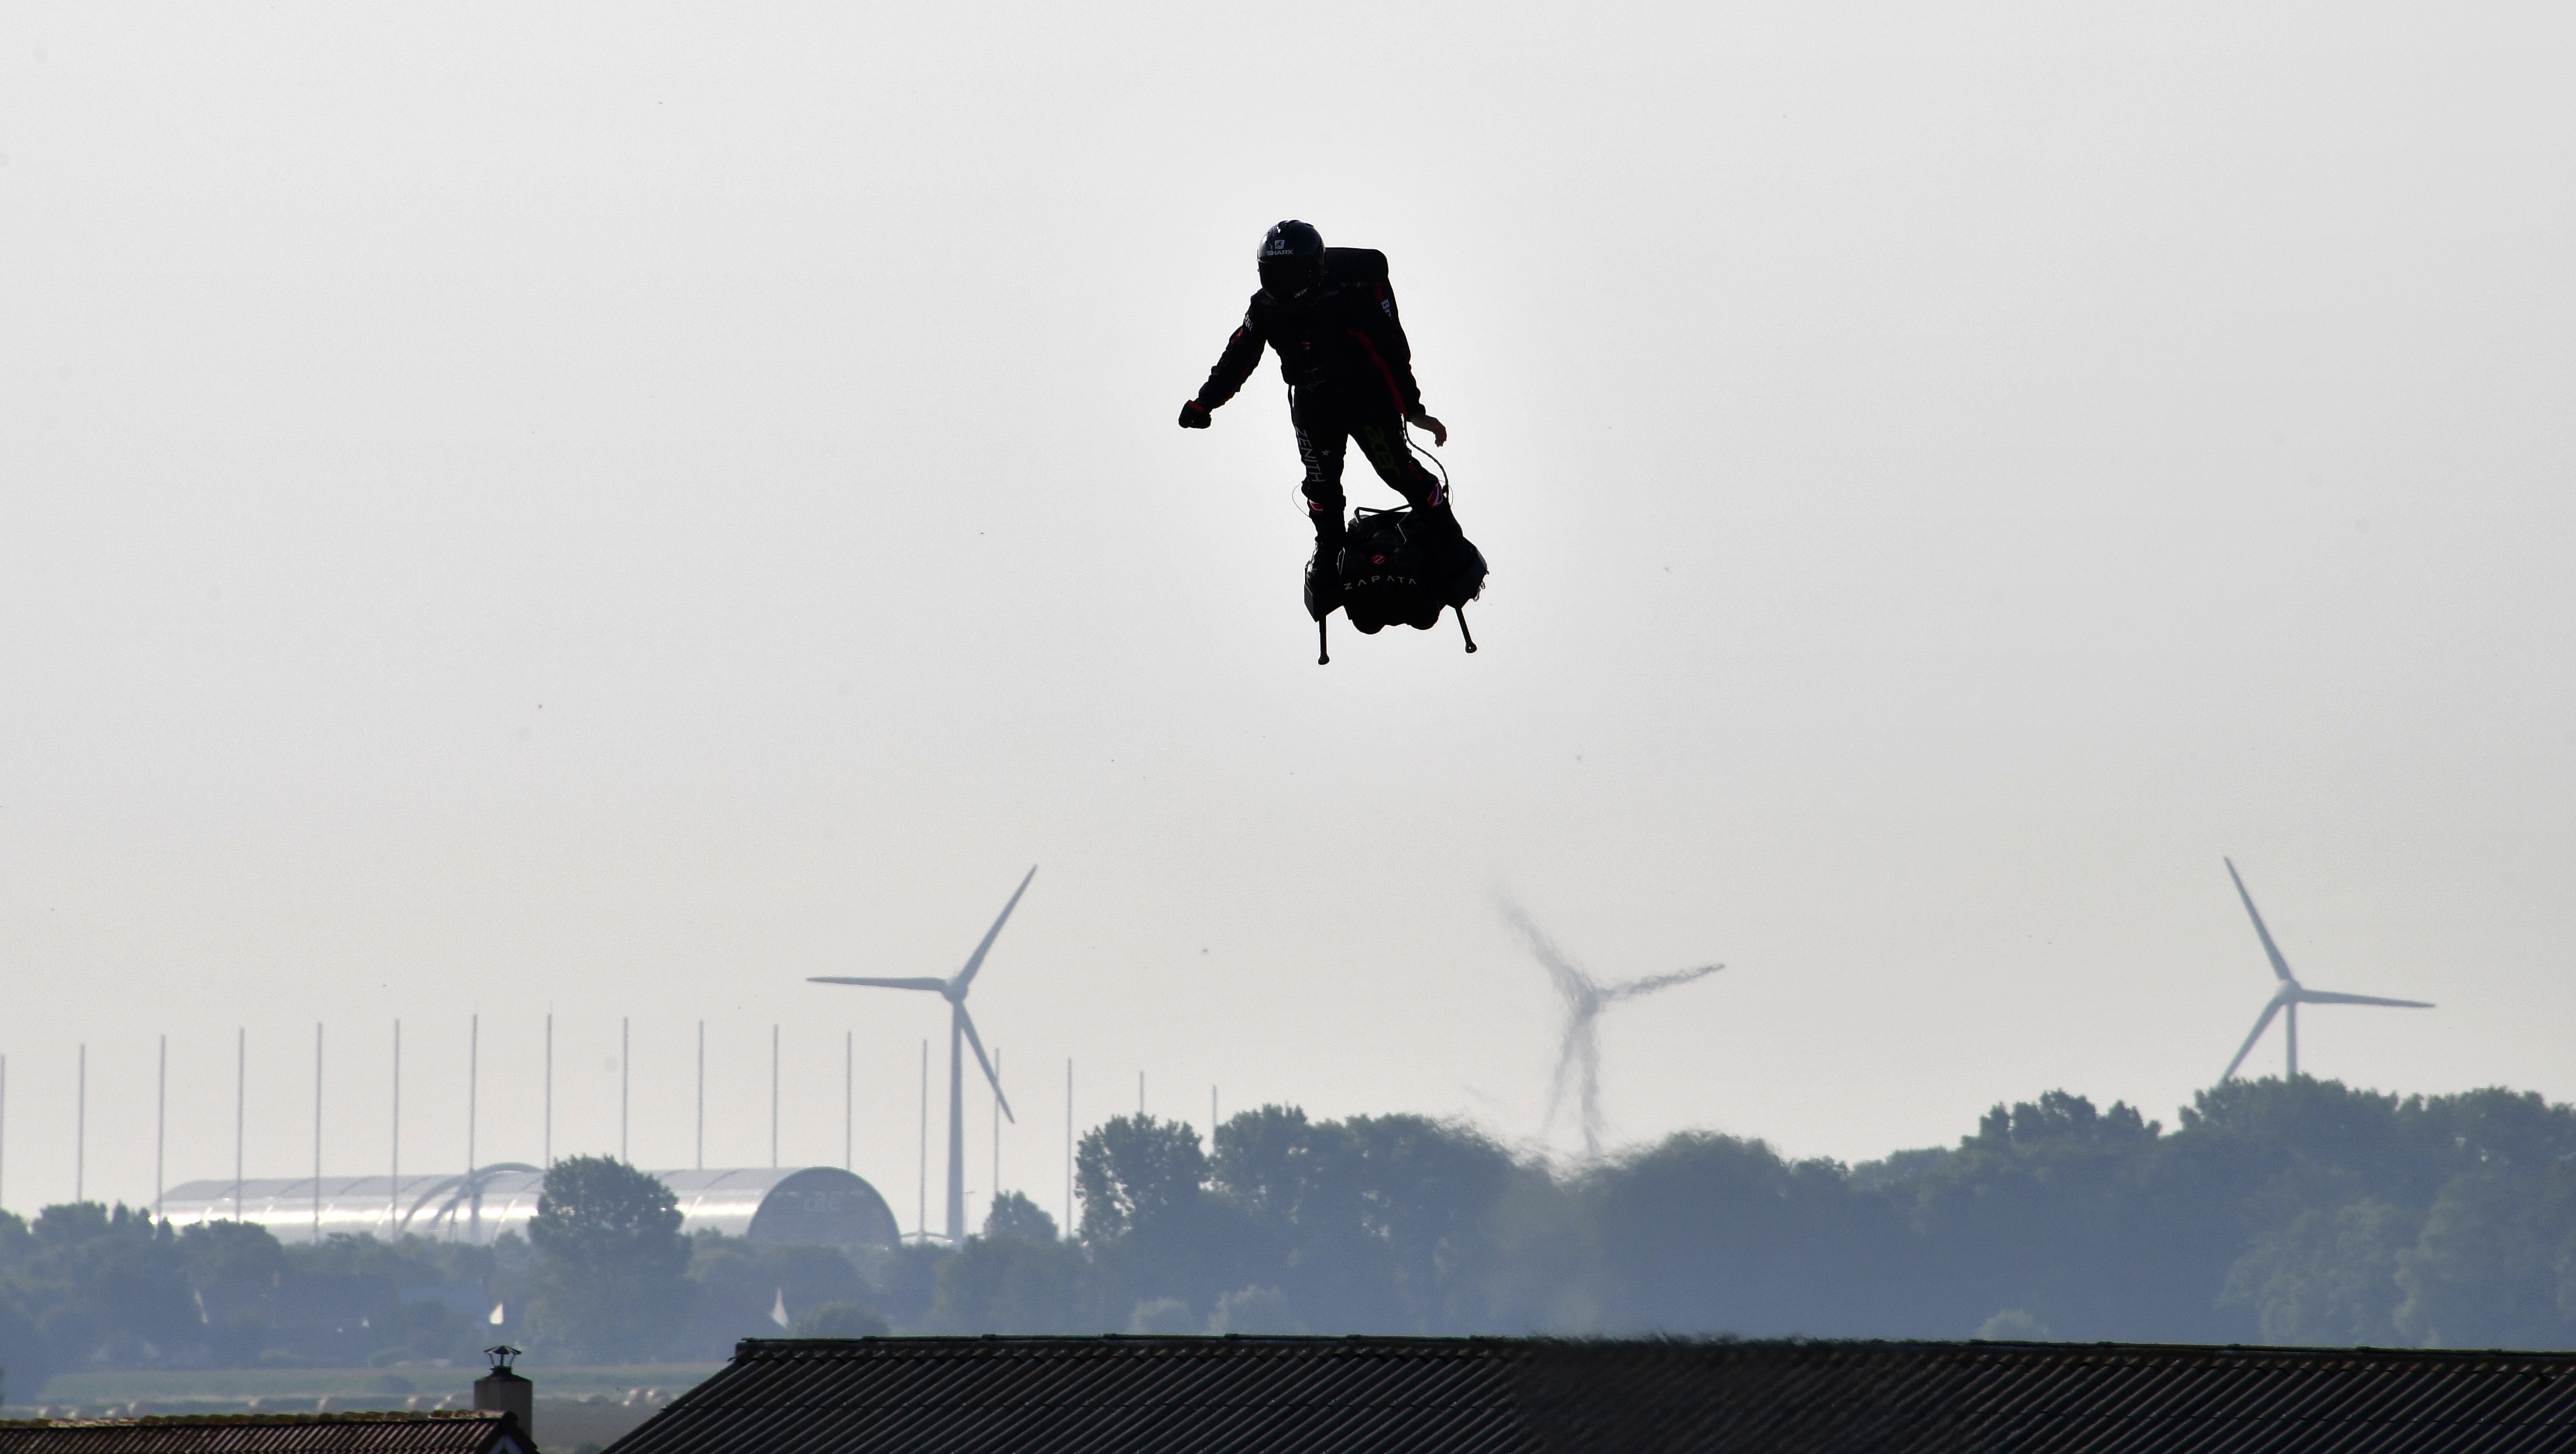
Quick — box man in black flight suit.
[1178,220,1455,600]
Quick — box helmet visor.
[1259,254,1317,299]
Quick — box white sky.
[3,3,2572,1231]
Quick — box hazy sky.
[4,4,2572,1231]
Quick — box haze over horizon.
[4,3,2573,1223]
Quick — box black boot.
[1409,498,1480,606]
[1302,489,1346,621]
[1305,529,1345,621]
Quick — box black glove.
[1178,400,1212,429]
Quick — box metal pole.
[2287,1001,2300,1079]
[391,1019,401,1232]
[993,1046,1002,1215]
[76,1043,86,1204]
[917,1038,927,1239]
[843,1031,852,1172]
[155,1035,167,1220]
[1211,1085,1217,1143]
[770,1024,779,1170]
[621,1016,630,1162]
[313,1022,324,1237]
[1138,1070,1144,1118]
[1,1053,8,1212]
[543,1013,552,1167]
[468,1013,481,1242]
[233,1029,245,1217]
[1065,1058,1073,1239]
[695,1021,704,1171]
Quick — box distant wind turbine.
[812,864,1033,1242]
[1498,895,1722,1159]
[2219,858,2431,1082]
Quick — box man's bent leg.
[1351,416,1454,538]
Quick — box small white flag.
[489,1302,506,1327]
[770,1289,790,1329]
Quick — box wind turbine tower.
[2219,858,2432,1082]
[1498,895,1722,1160]
[813,865,1033,1242]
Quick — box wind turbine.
[1498,895,1722,1160]
[812,865,1033,1242]
[2219,858,2432,1082]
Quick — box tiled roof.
[604,1336,2576,1454]
[0,1412,527,1454]
[1518,1339,2576,1454]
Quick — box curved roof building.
[156,1166,901,1250]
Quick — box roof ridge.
[724,1335,2576,1362]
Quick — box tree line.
[913,1076,2576,1347]
[4,1075,2573,1394]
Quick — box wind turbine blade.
[809,977,949,992]
[2221,997,2284,1082]
[1496,892,1594,1006]
[1604,964,1724,1003]
[2224,858,2296,983]
[952,864,1038,995]
[2294,990,2435,1009]
[957,1006,1014,1122]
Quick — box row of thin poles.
[0,1018,862,1219]
[0,1031,1198,1242]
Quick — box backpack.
[1321,247,1399,324]
[1306,505,1487,664]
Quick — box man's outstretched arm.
[1181,309,1266,428]
[1343,298,1445,445]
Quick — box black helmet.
[1257,219,1324,299]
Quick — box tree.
[1899,1090,2201,1340]
[685,1234,874,1356]
[1078,1114,1261,1318]
[14,1203,195,1369]
[985,1191,1059,1245]
[2395,1162,2576,1348]
[1201,1107,1525,1332]
[528,1156,692,1363]
[1210,1105,1323,1226]
[1077,1117,1209,1241]
[176,1218,286,1292]
[0,1275,47,1403]
[2220,1192,2412,1344]
[848,1242,945,1330]
[1589,1131,1901,1337]
[925,1233,1091,1333]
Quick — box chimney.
[475,1345,533,1443]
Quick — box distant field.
[8,1364,719,1431]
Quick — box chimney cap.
[484,1345,523,1373]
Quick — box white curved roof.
[156,1166,899,1249]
